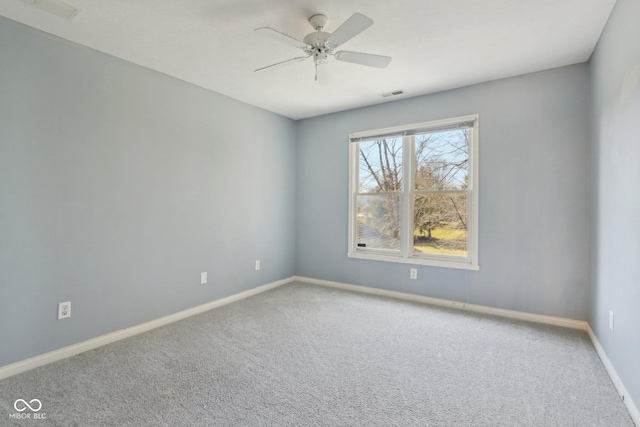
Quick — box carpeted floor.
[0,282,634,426]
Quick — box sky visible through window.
[358,130,468,193]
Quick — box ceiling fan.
[254,13,392,85]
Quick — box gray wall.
[0,17,296,366]
[296,64,591,320]
[589,0,640,408]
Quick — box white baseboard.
[0,277,294,381]
[292,276,588,330]
[587,325,640,426]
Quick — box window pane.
[359,138,403,193]
[356,195,401,250]
[413,193,467,257]
[415,129,469,190]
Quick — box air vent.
[380,90,404,98]
[19,0,80,20]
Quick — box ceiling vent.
[380,90,404,98]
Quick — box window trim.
[347,114,479,271]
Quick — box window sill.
[347,252,480,271]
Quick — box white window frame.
[348,114,479,271]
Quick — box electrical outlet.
[58,301,71,320]
[255,260,261,271]
[609,310,614,331]
[201,272,207,285]
[410,268,417,280]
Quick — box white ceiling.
[1,0,616,120]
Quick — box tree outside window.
[349,116,478,270]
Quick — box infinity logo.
[14,399,42,412]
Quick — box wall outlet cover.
[58,301,71,320]
[609,310,614,331]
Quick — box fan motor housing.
[303,31,331,48]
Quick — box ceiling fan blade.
[255,27,310,49]
[334,51,392,68]
[315,61,333,85]
[254,56,309,72]
[326,13,373,48]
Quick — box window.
[348,115,479,270]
